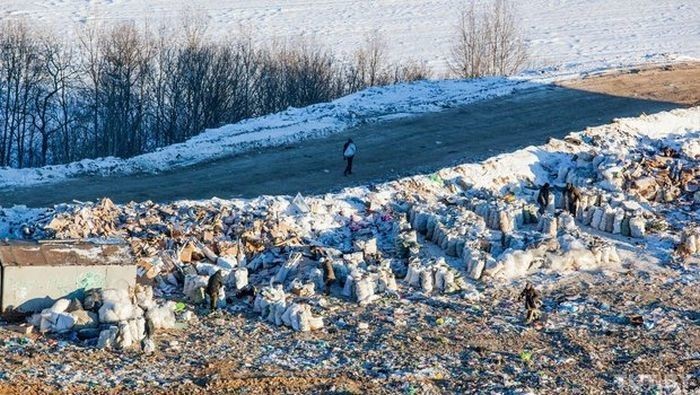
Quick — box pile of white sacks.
[481,234,621,280]
[253,285,324,332]
[28,285,176,351]
[408,203,487,259]
[28,299,95,334]
[571,190,647,238]
[342,264,398,304]
[405,183,628,281]
[404,257,467,294]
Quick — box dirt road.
[1,63,698,207]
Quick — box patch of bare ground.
[561,62,700,106]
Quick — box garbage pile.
[563,124,700,206]
[26,286,177,352]
[620,144,699,204]
[3,107,696,347]
[20,194,404,334]
[43,198,121,239]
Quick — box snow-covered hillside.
[0,77,531,189]
[1,0,698,74]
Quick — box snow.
[0,1,697,189]
[0,77,532,189]
[1,0,698,75]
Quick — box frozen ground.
[0,62,698,205]
[0,77,529,190]
[0,78,684,207]
[1,0,698,75]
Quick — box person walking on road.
[343,138,357,176]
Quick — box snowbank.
[432,107,700,193]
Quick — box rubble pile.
[27,285,176,352]
[43,198,122,239]
[22,194,407,333]
[556,126,700,223]
[622,146,699,203]
[0,107,695,353]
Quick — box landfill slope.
[2,66,697,207]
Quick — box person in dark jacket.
[343,138,357,176]
[520,282,542,324]
[564,182,582,214]
[537,183,550,214]
[206,270,224,311]
[321,257,336,295]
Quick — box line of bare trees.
[0,22,430,168]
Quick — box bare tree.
[0,21,42,167]
[486,0,528,76]
[348,32,392,90]
[77,22,106,158]
[449,2,486,78]
[98,24,151,157]
[449,0,527,78]
[391,59,432,83]
[29,35,79,165]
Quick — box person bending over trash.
[520,283,542,324]
[343,138,357,176]
[320,257,336,295]
[537,183,550,214]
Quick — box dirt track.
[1,63,698,208]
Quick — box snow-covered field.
[1,0,698,75]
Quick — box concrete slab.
[0,241,135,314]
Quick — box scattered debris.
[0,107,698,392]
